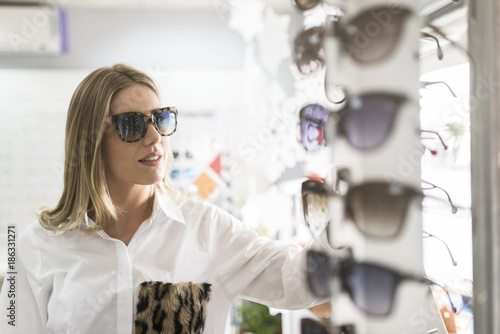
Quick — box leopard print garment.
[135,281,212,334]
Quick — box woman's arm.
[205,204,332,310]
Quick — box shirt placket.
[116,241,134,334]
[97,230,135,334]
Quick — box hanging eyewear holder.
[322,0,447,333]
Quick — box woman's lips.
[139,153,162,166]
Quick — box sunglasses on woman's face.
[330,6,412,64]
[305,249,429,317]
[107,107,178,143]
[299,93,406,153]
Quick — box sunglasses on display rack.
[299,92,407,153]
[299,103,329,152]
[107,107,178,143]
[302,178,330,238]
[338,181,419,238]
[301,318,355,334]
[292,0,321,12]
[301,177,458,239]
[304,178,420,239]
[171,168,197,180]
[294,26,325,75]
[305,249,434,317]
[327,6,412,64]
[301,166,349,227]
[296,5,414,67]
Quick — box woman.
[0,64,332,333]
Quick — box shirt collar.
[154,189,186,225]
[83,189,187,228]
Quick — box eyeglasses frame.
[329,6,413,64]
[326,92,407,151]
[106,106,178,143]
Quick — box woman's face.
[102,84,170,190]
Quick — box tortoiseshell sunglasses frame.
[106,106,178,143]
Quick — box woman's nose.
[143,122,161,145]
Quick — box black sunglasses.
[305,249,429,317]
[329,6,412,64]
[107,107,178,143]
[301,318,355,334]
[328,92,407,151]
[298,93,407,153]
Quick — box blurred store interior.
[0,0,484,333]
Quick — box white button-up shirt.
[0,191,330,333]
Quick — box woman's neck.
[104,184,155,245]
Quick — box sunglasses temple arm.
[423,231,458,266]
[426,23,477,93]
[420,130,449,150]
[423,277,458,314]
[420,81,457,98]
[420,32,443,60]
[421,180,458,214]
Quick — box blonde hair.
[38,63,177,236]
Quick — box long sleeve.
[204,203,331,310]
[0,226,49,333]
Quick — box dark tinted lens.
[346,183,413,237]
[344,263,398,316]
[306,250,332,298]
[302,180,329,237]
[300,104,329,152]
[338,7,410,63]
[293,0,320,11]
[155,109,177,135]
[342,94,403,150]
[117,115,144,142]
[294,26,325,75]
[300,318,331,334]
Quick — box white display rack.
[323,0,447,332]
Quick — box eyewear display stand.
[323,0,447,333]
[469,0,500,333]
